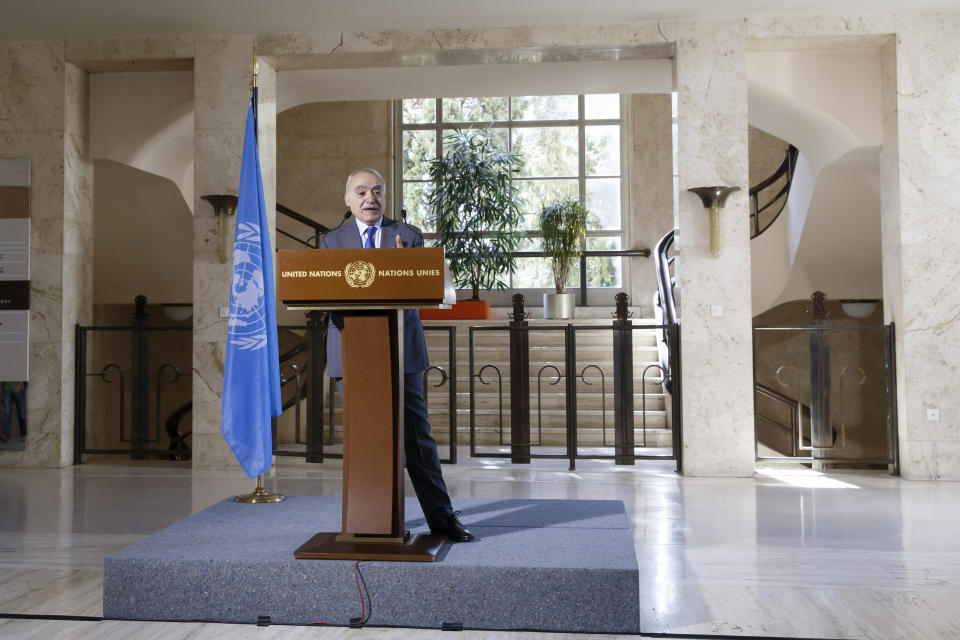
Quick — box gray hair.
[345,168,386,194]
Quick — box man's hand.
[396,233,404,248]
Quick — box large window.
[397,94,624,291]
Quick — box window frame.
[393,94,628,303]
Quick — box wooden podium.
[277,247,448,561]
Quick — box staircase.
[272,200,676,461]
[312,318,673,457]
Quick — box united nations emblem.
[227,222,268,350]
[344,260,376,288]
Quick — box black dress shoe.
[432,511,474,542]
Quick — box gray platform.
[103,496,639,633]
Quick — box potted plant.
[540,197,588,319]
[420,128,524,320]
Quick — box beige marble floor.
[1,457,959,639]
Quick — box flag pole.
[235,472,285,503]
[234,40,284,505]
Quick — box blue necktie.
[364,226,376,249]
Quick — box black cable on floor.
[352,560,372,625]
[0,613,861,639]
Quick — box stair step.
[280,426,674,448]
[420,396,668,412]
[458,428,674,448]
[320,408,669,429]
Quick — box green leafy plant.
[427,129,524,301]
[540,198,589,294]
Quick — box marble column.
[625,93,673,316]
[192,36,277,471]
[675,20,755,476]
[0,44,94,468]
[888,14,960,480]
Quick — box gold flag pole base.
[235,474,285,503]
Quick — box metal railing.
[467,293,681,471]
[750,144,799,238]
[752,323,898,471]
[74,300,193,462]
[276,202,329,248]
[272,315,459,465]
[75,294,681,470]
[754,382,808,458]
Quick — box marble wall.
[625,94,674,315]
[674,20,755,476]
[191,36,278,472]
[890,14,960,480]
[4,13,960,479]
[277,100,392,232]
[0,43,93,468]
[879,36,905,471]
[751,12,960,480]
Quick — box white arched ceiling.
[748,81,860,175]
[89,70,195,213]
[773,146,883,305]
[93,160,193,304]
[748,47,882,174]
[747,47,884,311]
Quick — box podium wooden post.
[277,247,448,561]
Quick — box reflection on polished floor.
[1,457,959,640]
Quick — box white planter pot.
[543,292,576,319]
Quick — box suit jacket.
[318,216,430,377]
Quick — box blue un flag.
[221,95,282,478]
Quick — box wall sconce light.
[201,194,238,263]
[161,303,194,322]
[687,186,740,258]
[839,299,880,319]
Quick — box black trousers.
[402,372,454,527]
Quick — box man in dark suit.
[318,168,473,542]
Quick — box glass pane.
[402,98,436,124]
[511,95,577,121]
[514,179,578,230]
[516,235,543,251]
[402,129,436,180]
[512,257,555,289]
[441,128,508,155]
[586,236,622,288]
[512,127,578,177]
[585,125,620,176]
[585,178,621,230]
[585,93,619,119]
[402,181,434,233]
[586,235,621,250]
[442,97,508,122]
[587,256,622,287]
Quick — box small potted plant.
[420,128,524,319]
[540,197,588,319]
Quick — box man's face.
[345,171,385,225]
